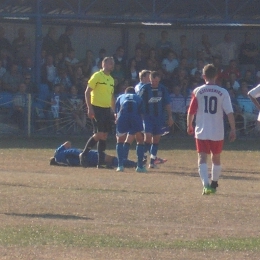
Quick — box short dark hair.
[125,87,135,94]
[150,71,161,79]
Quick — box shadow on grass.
[160,170,260,181]
[0,135,259,151]
[4,212,93,221]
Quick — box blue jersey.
[115,93,144,116]
[54,144,100,167]
[139,83,170,118]
[54,145,82,166]
[115,93,144,135]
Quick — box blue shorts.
[116,113,143,136]
[143,115,164,135]
[86,150,105,166]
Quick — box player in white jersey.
[248,84,260,125]
[187,64,236,195]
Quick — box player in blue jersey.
[115,87,146,173]
[139,71,173,168]
[50,141,137,168]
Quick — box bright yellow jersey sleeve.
[88,70,114,108]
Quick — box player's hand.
[187,125,194,135]
[229,129,236,142]
[87,107,95,119]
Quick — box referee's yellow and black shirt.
[88,70,114,108]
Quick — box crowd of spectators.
[0,25,260,136]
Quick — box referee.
[80,57,115,168]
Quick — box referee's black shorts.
[92,105,112,133]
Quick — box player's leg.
[209,140,224,192]
[143,117,152,160]
[123,134,135,160]
[196,139,211,194]
[80,115,100,166]
[211,153,221,192]
[115,114,129,172]
[149,134,161,168]
[95,107,111,168]
[135,131,146,172]
[116,134,127,171]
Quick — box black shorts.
[92,105,112,133]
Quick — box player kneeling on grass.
[50,141,137,168]
[187,64,236,195]
[115,87,147,173]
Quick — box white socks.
[212,164,221,181]
[198,163,209,187]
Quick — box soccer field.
[0,136,259,260]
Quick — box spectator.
[212,56,224,86]
[72,66,85,93]
[64,48,80,78]
[53,51,65,70]
[146,48,160,71]
[23,73,38,95]
[213,33,237,68]
[41,54,57,88]
[229,72,240,94]
[222,59,241,81]
[81,49,95,78]
[180,48,193,70]
[190,59,204,77]
[227,87,244,135]
[2,63,23,93]
[58,26,74,57]
[161,50,179,78]
[135,32,151,59]
[95,48,107,65]
[113,46,127,74]
[196,33,213,63]
[126,58,139,86]
[239,69,255,90]
[0,49,12,71]
[176,34,189,57]
[21,56,34,79]
[128,47,147,74]
[54,68,72,92]
[42,27,59,57]
[111,63,125,86]
[12,27,31,65]
[238,31,258,77]
[91,59,102,75]
[169,85,187,134]
[50,83,62,134]
[66,85,87,133]
[11,83,28,130]
[0,59,6,79]
[237,81,257,135]
[0,26,12,56]
[155,30,173,60]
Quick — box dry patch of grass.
[0,137,259,259]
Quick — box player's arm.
[248,93,260,110]
[85,85,94,119]
[111,94,115,113]
[226,112,236,142]
[165,104,173,127]
[187,113,195,135]
[187,93,197,135]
